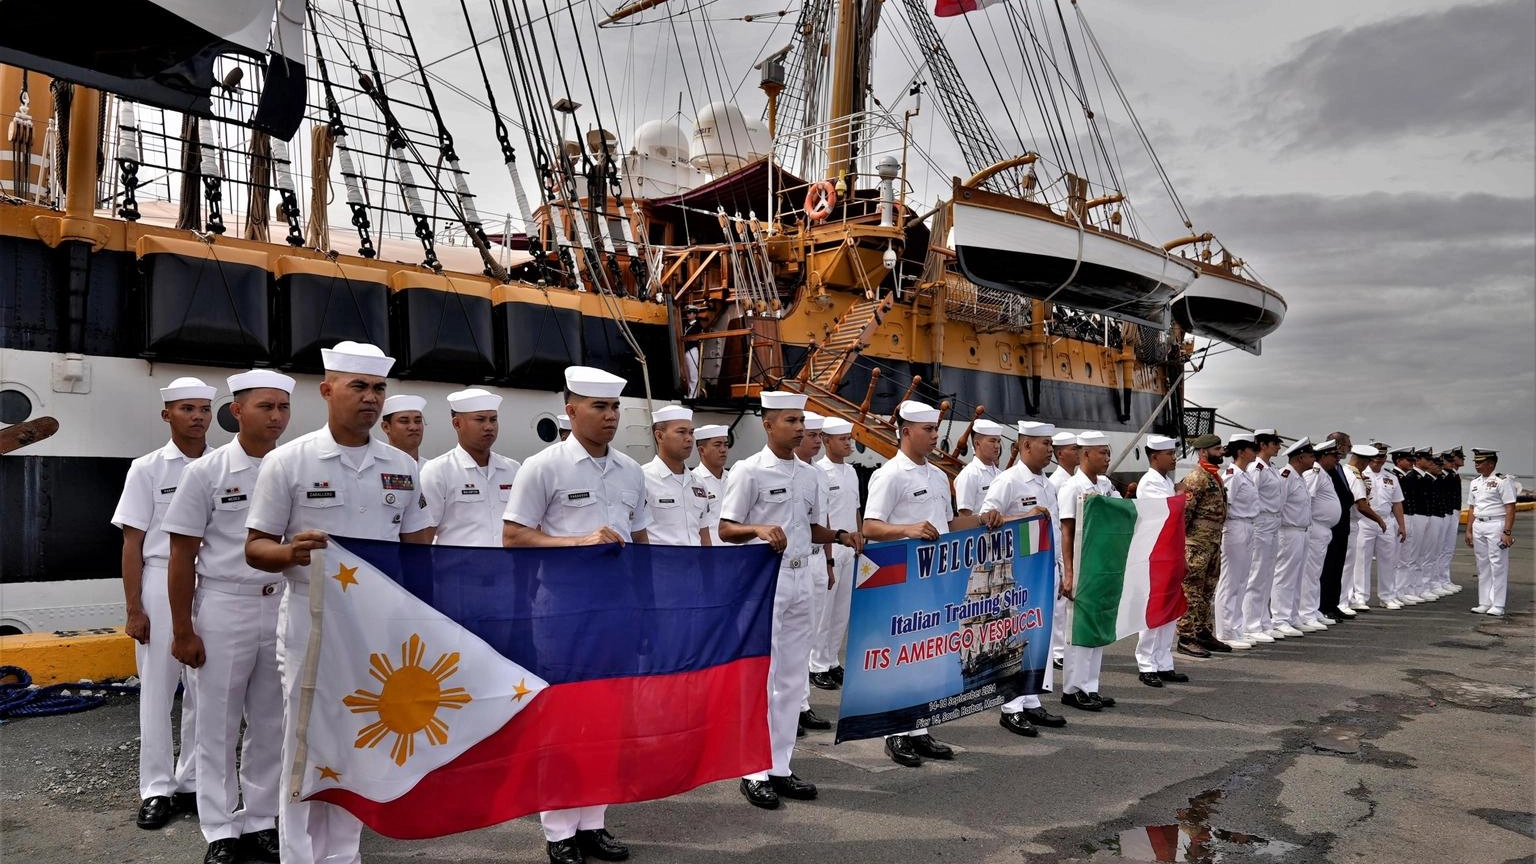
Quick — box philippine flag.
[295,537,779,839]
[855,542,909,589]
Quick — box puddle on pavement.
[1103,789,1300,862]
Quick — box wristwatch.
[835,529,849,545]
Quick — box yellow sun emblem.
[343,634,472,766]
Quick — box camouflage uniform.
[1177,465,1227,639]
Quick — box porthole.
[217,402,239,433]
[536,417,558,442]
[0,389,33,424]
[1084,361,1093,377]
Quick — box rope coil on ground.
[0,666,140,721]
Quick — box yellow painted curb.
[1461,502,1535,525]
[0,628,137,686]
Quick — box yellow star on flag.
[316,766,342,782]
[512,678,533,702]
[334,563,359,592]
[858,558,877,579]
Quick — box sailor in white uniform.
[981,421,1067,736]
[420,388,521,548]
[1057,431,1123,709]
[379,393,426,463]
[641,404,711,547]
[1133,435,1187,687]
[1342,444,1389,611]
[1046,430,1080,670]
[1214,433,1260,649]
[164,370,294,864]
[809,417,860,691]
[1466,448,1516,616]
[719,391,863,811]
[244,342,436,864]
[1270,438,1318,632]
[1358,444,1407,608]
[955,419,1007,517]
[791,412,835,732]
[502,366,651,864]
[1300,440,1343,628]
[1241,429,1284,643]
[113,376,213,829]
[692,424,731,545]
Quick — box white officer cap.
[565,365,626,398]
[1019,421,1056,438]
[822,417,854,436]
[1283,436,1313,457]
[1145,434,1177,452]
[897,400,941,423]
[159,376,217,403]
[382,394,426,417]
[1077,430,1109,447]
[226,369,294,395]
[760,391,807,410]
[1314,439,1339,454]
[1350,443,1378,457]
[556,413,571,430]
[320,340,395,377]
[1254,428,1278,438]
[652,404,693,425]
[803,411,825,431]
[1227,431,1256,445]
[1051,431,1078,446]
[973,419,1007,436]
[447,388,501,414]
[694,423,729,440]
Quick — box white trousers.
[1301,523,1332,623]
[1396,514,1424,596]
[194,584,284,842]
[1134,622,1176,673]
[1405,514,1433,596]
[1049,591,1068,663]
[1242,515,1280,634]
[136,563,198,799]
[1472,519,1509,609]
[1060,600,1102,694]
[277,584,363,864]
[746,562,814,781]
[1438,514,1458,586]
[809,547,855,673]
[1269,526,1309,626]
[1354,519,1399,603]
[1339,513,1361,608]
[1214,520,1254,641]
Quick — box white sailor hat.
[651,404,693,425]
[320,340,395,377]
[565,366,626,398]
[897,400,941,424]
[973,419,1007,437]
[1350,443,1378,457]
[1254,428,1279,439]
[1051,430,1077,446]
[1019,421,1056,438]
[1145,434,1177,451]
[556,413,570,431]
[226,370,294,395]
[447,388,501,414]
[803,411,825,431]
[1314,439,1339,454]
[760,390,807,410]
[1077,430,1109,447]
[160,376,217,403]
[694,423,729,440]
[1283,437,1313,457]
[1228,431,1255,443]
[382,394,426,417]
[822,417,853,436]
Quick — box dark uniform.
[1176,435,1227,646]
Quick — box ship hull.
[1171,270,1286,356]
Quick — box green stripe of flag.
[1072,496,1137,648]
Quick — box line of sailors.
[113,345,1516,864]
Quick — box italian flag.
[1070,495,1188,648]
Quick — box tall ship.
[0,0,1284,633]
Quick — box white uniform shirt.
[864,450,953,531]
[1222,463,1261,520]
[1057,470,1120,523]
[246,425,433,584]
[1364,465,1403,515]
[1136,468,1176,501]
[1468,472,1517,518]
[1344,463,1370,523]
[641,456,711,546]
[502,435,653,541]
[162,441,271,585]
[954,458,1003,514]
[1304,466,1342,526]
[421,445,522,547]
[112,440,206,568]
[815,456,861,532]
[1047,466,1075,494]
[719,447,824,565]
[1276,463,1312,527]
[692,464,728,545]
[1248,458,1283,517]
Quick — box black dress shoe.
[1061,691,1102,711]
[1177,640,1211,659]
[999,712,1038,737]
[809,671,840,691]
[1022,706,1067,727]
[1157,670,1190,683]
[740,778,780,809]
[799,709,832,730]
[1139,671,1165,687]
[769,773,817,800]
[576,828,630,862]
[203,838,240,864]
[172,791,198,815]
[1051,658,1064,670]
[884,735,923,767]
[797,723,805,738]
[1092,692,1116,708]
[240,829,280,863]
[546,838,586,864]
[909,733,954,760]
[829,665,845,684]
[136,796,173,830]
[1197,636,1233,653]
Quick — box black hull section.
[938,366,1175,434]
[1,455,131,585]
[1172,295,1281,354]
[955,245,1172,328]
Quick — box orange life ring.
[803,180,836,221]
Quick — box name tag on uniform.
[659,497,677,505]
[981,485,991,492]
[381,473,415,491]
[460,486,481,496]
[159,486,177,495]
[568,491,591,501]
[769,487,787,495]
[307,490,336,499]
[218,494,248,504]
[1020,496,1037,507]
[829,485,841,491]
[913,489,928,497]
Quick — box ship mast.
[826,0,860,194]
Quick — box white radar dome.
[690,102,753,174]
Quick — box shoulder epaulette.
[1281,468,1291,477]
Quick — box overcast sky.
[397,0,1535,474]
